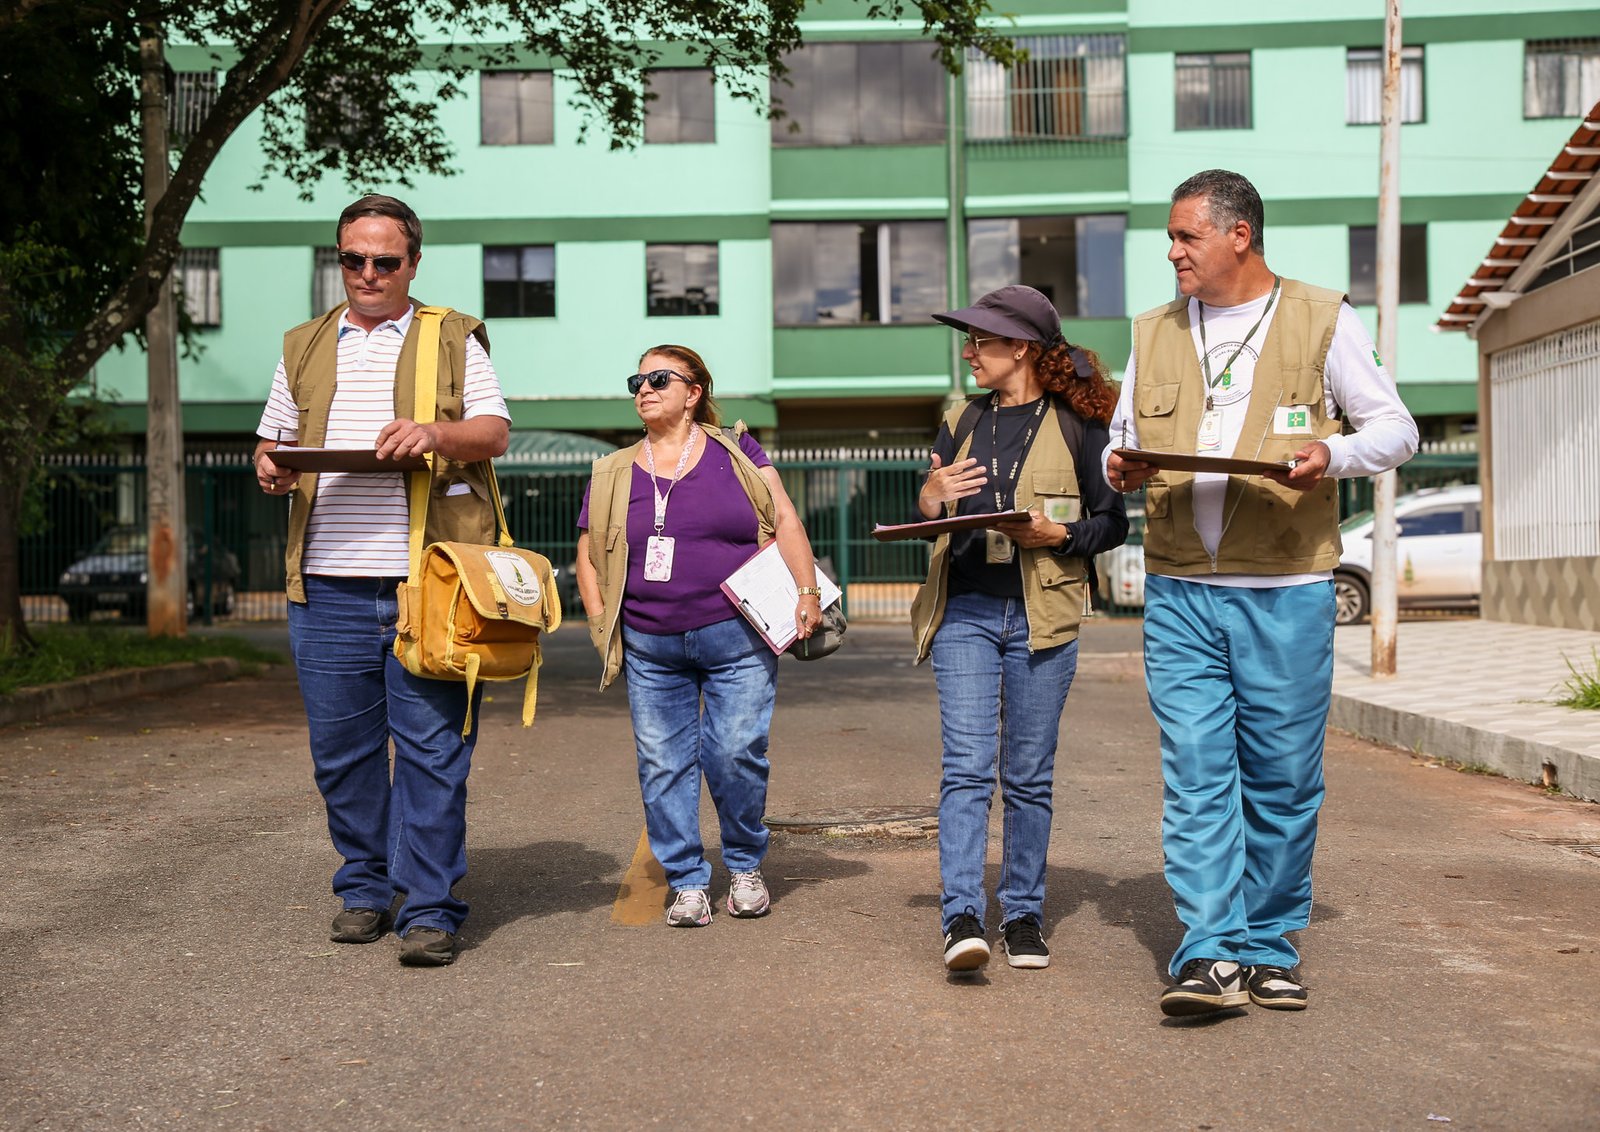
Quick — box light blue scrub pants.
[1143,573,1335,976]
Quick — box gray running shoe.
[666,888,713,927]
[726,871,771,918]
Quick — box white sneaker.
[666,888,713,927]
[725,870,771,918]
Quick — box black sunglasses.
[627,369,693,395]
[337,250,406,275]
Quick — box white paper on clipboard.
[720,542,843,654]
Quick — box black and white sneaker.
[1247,965,1308,1010]
[1159,958,1249,1017]
[942,912,990,973]
[1001,916,1050,969]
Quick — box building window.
[176,248,221,328]
[480,71,554,145]
[1524,38,1600,119]
[1174,52,1252,130]
[644,69,714,144]
[305,76,384,149]
[1346,46,1424,124]
[169,71,218,146]
[1348,224,1428,305]
[771,42,945,147]
[483,245,555,318]
[772,222,946,325]
[646,244,719,316]
[966,35,1126,141]
[967,215,1125,319]
[312,247,343,315]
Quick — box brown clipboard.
[268,447,428,473]
[1113,448,1293,477]
[871,509,1032,543]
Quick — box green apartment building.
[93,0,1600,450]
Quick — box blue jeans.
[288,575,480,935]
[622,617,779,891]
[1143,574,1335,975]
[931,590,1079,932]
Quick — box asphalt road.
[3,619,1598,1130]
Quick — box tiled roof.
[1436,98,1600,331]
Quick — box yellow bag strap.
[405,306,515,584]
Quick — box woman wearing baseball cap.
[910,285,1129,974]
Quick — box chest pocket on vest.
[1028,471,1081,526]
[1137,381,1181,449]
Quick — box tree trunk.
[0,468,36,656]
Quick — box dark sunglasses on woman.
[337,251,406,275]
[627,369,693,395]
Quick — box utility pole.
[944,68,967,415]
[139,31,187,638]
[1371,0,1402,676]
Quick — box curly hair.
[1033,342,1116,424]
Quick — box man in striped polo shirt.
[254,195,510,967]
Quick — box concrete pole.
[140,32,187,638]
[1370,0,1402,676]
[944,67,968,415]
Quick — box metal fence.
[21,445,1480,627]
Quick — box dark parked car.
[58,526,241,622]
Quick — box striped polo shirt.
[256,305,510,578]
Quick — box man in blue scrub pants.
[1106,170,1417,1016]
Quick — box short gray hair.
[1172,169,1264,254]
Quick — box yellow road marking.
[610,826,668,926]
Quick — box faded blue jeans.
[931,590,1079,932]
[288,575,480,936]
[622,616,779,891]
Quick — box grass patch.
[1555,648,1600,711]
[0,626,283,696]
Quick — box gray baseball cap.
[932,284,1066,347]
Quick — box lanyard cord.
[642,425,699,534]
[1197,276,1280,410]
[989,393,1046,512]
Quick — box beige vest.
[910,396,1090,663]
[582,424,778,690]
[1131,278,1344,576]
[279,302,496,602]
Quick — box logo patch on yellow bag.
[486,549,541,606]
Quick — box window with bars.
[645,69,715,144]
[771,221,946,325]
[312,248,343,315]
[967,215,1125,318]
[176,248,221,328]
[1347,224,1429,305]
[169,71,218,147]
[1524,38,1600,119]
[1346,46,1424,124]
[965,35,1126,142]
[480,71,554,145]
[646,244,719,316]
[771,42,945,147]
[306,76,385,149]
[484,246,555,318]
[1174,52,1252,131]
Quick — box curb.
[0,658,243,728]
[1329,693,1600,802]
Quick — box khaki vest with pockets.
[1131,279,1344,577]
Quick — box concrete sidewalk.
[1330,618,1600,802]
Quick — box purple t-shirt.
[578,431,773,634]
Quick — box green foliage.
[1555,648,1600,711]
[0,627,283,696]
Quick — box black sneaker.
[398,926,457,967]
[329,906,392,944]
[942,913,990,973]
[1000,916,1050,969]
[1247,965,1308,1010]
[1159,958,1249,1017]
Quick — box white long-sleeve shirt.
[1104,293,1419,588]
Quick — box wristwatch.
[796,586,823,597]
[1049,526,1074,556]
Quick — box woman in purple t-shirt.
[575,344,822,928]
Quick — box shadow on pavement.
[459,840,622,948]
